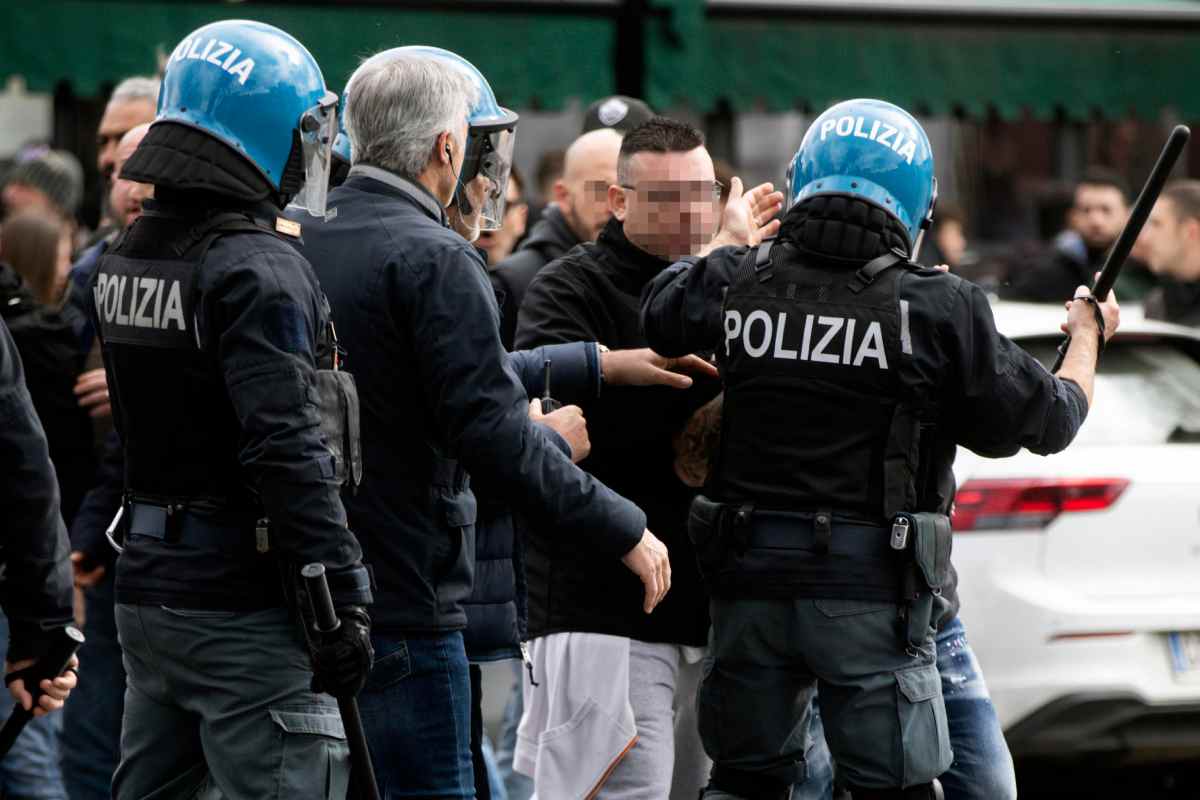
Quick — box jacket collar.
[595,217,671,285]
[347,164,448,226]
[528,204,579,253]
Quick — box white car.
[952,301,1200,763]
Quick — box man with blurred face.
[1142,180,1200,326]
[513,117,781,799]
[491,128,623,347]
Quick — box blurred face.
[611,147,718,261]
[1072,183,1128,250]
[97,98,156,178]
[1140,197,1200,279]
[934,219,967,268]
[108,124,153,229]
[557,129,623,243]
[2,183,55,220]
[476,180,528,264]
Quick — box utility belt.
[106,498,270,558]
[689,496,952,652]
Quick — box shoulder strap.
[847,247,912,294]
[170,211,284,259]
[737,236,778,286]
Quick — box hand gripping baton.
[0,625,84,758]
[301,564,381,800]
[1051,124,1190,372]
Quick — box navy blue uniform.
[0,317,73,661]
[641,240,1089,793]
[296,165,645,636]
[90,199,371,609]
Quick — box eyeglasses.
[618,180,724,204]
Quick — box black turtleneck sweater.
[515,218,720,646]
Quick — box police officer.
[88,20,373,799]
[641,99,1119,800]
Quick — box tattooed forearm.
[673,393,723,488]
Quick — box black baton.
[0,626,84,759]
[301,564,381,800]
[1051,124,1190,371]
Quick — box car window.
[1020,337,1200,446]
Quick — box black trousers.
[469,664,492,800]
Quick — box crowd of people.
[0,13,1189,800]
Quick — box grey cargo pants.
[113,604,350,800]
[699,596,952,797]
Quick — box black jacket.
[1004,233,1156,303]
[516,219,720,647]
[0,317,74,662]
[490,205,580,349]
[1145,279,1200,326]
[0,264,96,528]
[90,195,372,610]
[297,166,645,635]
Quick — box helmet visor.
[461,125,516,231]
[294,91,339,219]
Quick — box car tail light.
[951,478,1129,531]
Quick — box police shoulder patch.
[275,217,302,238]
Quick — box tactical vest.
[712,241,933,523]
[94,212,356,514]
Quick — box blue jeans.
[359,631,473,798]
[62,572,125,800]
[792,615,1017,799]
[0,610,67,800]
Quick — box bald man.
[491,128,624,348]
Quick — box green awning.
[647,3,1200,120]
[2,0,616,107]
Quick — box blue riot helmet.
[399,46,520,231]
[786,99,937,258]
[131,20,338,217]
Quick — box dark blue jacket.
[295,166,645,635]
[0,317,74,662]
[90,196,373,610]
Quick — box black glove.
[310,607,373,699]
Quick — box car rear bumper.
[1005,692,1200,761]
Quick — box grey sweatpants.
[113,604,350,800]
[597,640,710,800]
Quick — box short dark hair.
[617,116,705,185]
[1162,179,1200,222]
[1077,166,1130,204]
[534,148,565,199]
